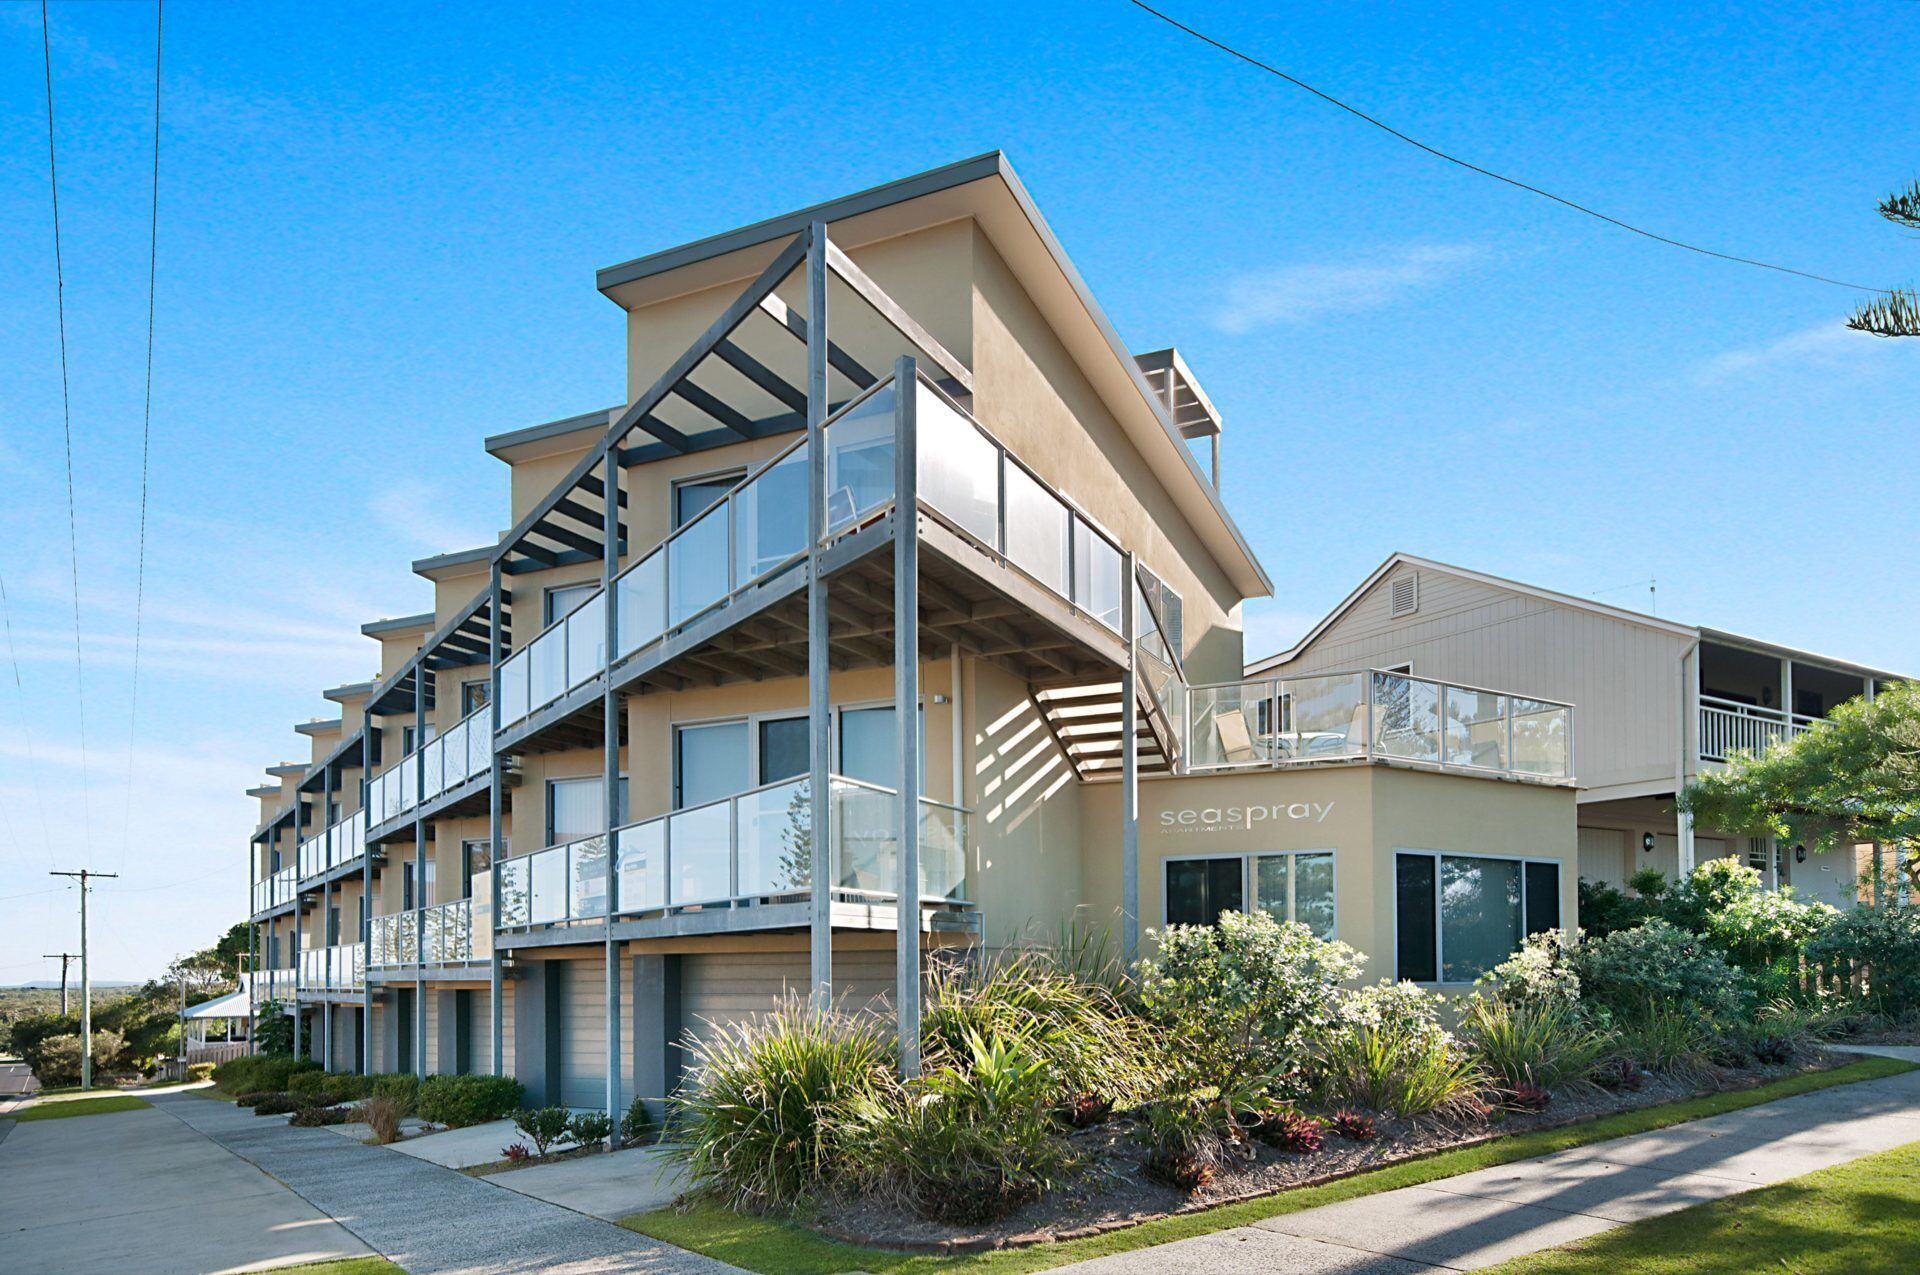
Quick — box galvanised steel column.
[1120,550,1140,967]
[601,447,622,1139]
[892,357,921,1077]
[414,680,427,1079]
[247,834,258,1056]
[361,727,374,1075]
[488,565,505,1077]
[291,793,304,1062]
[805,221,833,1007]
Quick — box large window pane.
[667,505,729,629]
[1295,852,1336,940]
[676,721,747,809]
[615,551,665,656]
[1002,463,1068,595]
[1444,687,1508,769]
[758,716,809,785]
[547,776,604,846]
[1252,854,1288,921]
[737,778,811,895]
[733,446,807,584]
[1525,861,1561,936]
[1164,857,1243,927]
[916,384,999,546]
[1395,854,1438,982]
[825,386,896,535]
[674,474,739,529]
[1071,517,1123,631]
[1440,855,1522,983]
[838,705,926,790]
[667,802,732,904]
[544,582,596,626]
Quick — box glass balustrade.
[370,902,483,968]
[364,705,491,828]
[1178,669,1571,782]
[295,941,366,991]
[496,772,970,932]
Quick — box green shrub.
[921,949,1160,1109]
[211,1054,321,1095]
[1578,877,1652,938]
[1476,931,1583,1011]
[250,1092,306,1116]
[1459,994,1614,1093]
[669,999,898,1213]
[620,1095,655,1143]
[847,1028,1072,1225]
[418,1074,522,1128]
[1618,1003,1715,1079]
[1729,996,1843,1065]
[289,1105,353,1127]
[370,1072,420,1114]
[1314,982,1484,1119]
[187,1061,216,1082]
[30,1030,128,1088]
[1573,919,1747,1024]
[1138,910,1362,1097]
[514,1106,573,1157]
[234,1090,278,1108]
[1807,904,1920,1018]
[568,1109,614,1146]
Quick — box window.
[1253,851,1337,939]
[461,680,490,715]
[544,582,596,627]
[675,721,748,809]
[1164,857,1244,927]
[837,703,926,790]
[673,471,743,530]
[1395,851,1560,983]
[402,858,436,910]
[546,775,605,846]
[401,725,417,756]
[758,716,809,785]
[461,838,491,899]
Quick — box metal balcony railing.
[494,371,1130,733]
[495,773,969,930]
[366,702,493,828]
[252,865,298,915]
[295,808,369,883]
[1698,697,1821,763]
[1183,669,1575,783]
[368,897,489,967]
[296,941,365,993]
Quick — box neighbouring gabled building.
[245,155,1583,1112]
[1248,553,1908,912]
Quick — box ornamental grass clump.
[1136,1089,1245,1194]
[1315,981,1485,1120]
[847,1028,1072,1225]
[669,998,898,1214]
[1458,995,1614,1094]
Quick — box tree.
[1847,180,1920,338]
[1679,681,1920,895]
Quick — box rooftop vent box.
[1134,347,1224,488]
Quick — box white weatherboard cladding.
[558,954,606,1110]
[1577,826,1630,889]
[679,950,896,1050]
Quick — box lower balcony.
[368,898,492,978]
[496,774,975,948]
[295,941,365,998]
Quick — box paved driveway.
[0,1100,371,1275]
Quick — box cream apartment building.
[246,155,1581,1112]
[1248,553,1907,912]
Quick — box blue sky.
[3,1,1916,978]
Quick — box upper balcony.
[494,772,971,948]
[296,941,365,997]
[496,367,1137,754]
[1176,669,1574,785]
[294,807,369,888]
[252,864,298,917]
[365,701,493,839]
[368,897,492,976]
[1694,638,1887,765]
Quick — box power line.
[1126,1,1890,294]
[40,0,95,864]
[125,0,164,869]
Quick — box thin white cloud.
[370,479,494,556]
[1240,604,1323,664]
[1215,243,1485,334]
[1693,323,1905,385]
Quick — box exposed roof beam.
[714,339,808,414]
[757,292,878,389]
[670,380,754,439]
[824,239,972,394]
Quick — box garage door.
[679,950,896,1053]
[557,955,606,1110]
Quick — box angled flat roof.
[360,612,434,638]
[412,544,495,580]
[322,679,374,702]
[593,152,1270,598]
[485,407,621,464]
[293,718,341,737]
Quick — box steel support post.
[805,221,833,1007]
[893,357,922,1077]
[488,565,506,1077]
[601,448,623,1140]
[1120,550,1140,966]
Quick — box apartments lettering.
[1159,801,1335,832]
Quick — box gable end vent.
[1389,573,1419,619]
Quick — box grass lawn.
[8,1094,152,1121]
[258,1260,403,1275]
[1488,1137,1920,1274]
[622,1056,1915,1275]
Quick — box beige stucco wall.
[1078,764,1577,986]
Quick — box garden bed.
[805,1051,1854,1255]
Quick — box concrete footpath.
[0,1100,374,1274]
[1060,1049,1920,1273]
[152,1092,740,1275]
